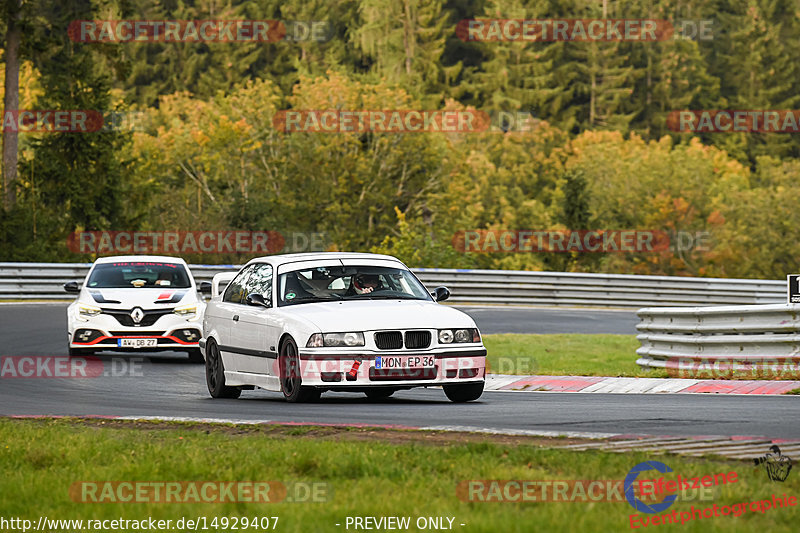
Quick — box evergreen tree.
[353,0,458,104]
[24,0,131,232]
[458,0,553,114]
[623,0,721,140]
[708,0,800,163]
[118,0,359,106]
[563,0,636,132]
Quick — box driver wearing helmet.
[352,273,381,295]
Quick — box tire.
[187,348,204,364]
[364,388,396,400]
[279,338,320,403]
[443,382,484,403]
[205,340,241,399]
[68,347,91,357]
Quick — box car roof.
[92,255,189,265]
[244,252,407,268]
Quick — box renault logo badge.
[130,307,144,325]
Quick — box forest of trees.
[1,0,800,279]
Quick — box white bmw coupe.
[200,252,486,402]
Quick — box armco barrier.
[636,304,800,370]
[0,263,237,300]
[0,262,786,307]
[415,269,783,307]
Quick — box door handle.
[232,315,239,322]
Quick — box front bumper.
[69,306,202,351]
[69,326,201,351]
[292,347,486,388]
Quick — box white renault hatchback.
[201,252,486,402]
[65,256,205,362]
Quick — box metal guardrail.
[636,304,800,370]
[0,262,787,307]
[413,269,784,308]
[0,263,239,300]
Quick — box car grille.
[404,330,431,349]
[102,308,173,327]
[374,331,403,350]
[109,331,165,337]
[374,330,432,350]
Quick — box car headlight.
[173,305,197,317]
[78,304,102,317]
[438,328,480,344]
[455,329,471,343]
[306,332,365,348]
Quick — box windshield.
[278,265,431,306]
[86,261,192,289]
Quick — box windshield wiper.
[284,295,342,304]
[359,293,424,300]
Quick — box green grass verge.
[483,333,665,378]
[1,419,798,532]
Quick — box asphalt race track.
[0,303,638,357]
[1,303,798,440]
[453,305,637,335]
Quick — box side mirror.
[199,281,212,295]
[246,293,270,308]
[432,286,450,302]
[64,281,80,293]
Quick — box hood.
[82,288,196,308]
[278,300,476,332]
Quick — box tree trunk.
[2,0,22,209]
[402,0,414,75]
